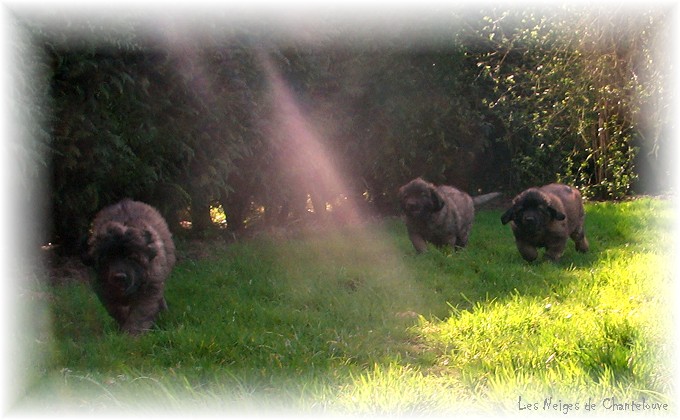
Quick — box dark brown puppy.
[399,178,501,253]
[501,183,589,262]
[83,199,176,335]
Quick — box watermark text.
[518,396,669,414]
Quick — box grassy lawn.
[13,198,675,415]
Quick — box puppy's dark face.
[501,190,565,234]
[87,224,158,298]
[399,179,444,221]
[512,204,553,234]
[97,254,145,297]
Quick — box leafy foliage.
[22,6,671,249]
[46,42,262,248]
[466,7,668,198]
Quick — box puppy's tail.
[472,192,502,207]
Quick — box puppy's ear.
[547,206,566,221]
[143,229,159,260]
[500,208,514,225]
[430,189,445,211]
[397,185,407,203]
[397,185,405,199]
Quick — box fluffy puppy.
[399,177,501,253]
[501,183,589,262]
[83,199,176,335]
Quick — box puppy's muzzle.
[404,200,425,217]
[521,214,541,232]
[112,272,130,286]
[405,202,420,212]
[107,270,137,295]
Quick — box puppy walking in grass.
[399,177,501,253]
[501,183,589,262]
[82,199,176,335]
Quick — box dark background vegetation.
[7,5,673,254]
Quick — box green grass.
[14,198,675,415]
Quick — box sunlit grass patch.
[330,362,475,414]
[414,199,673,410]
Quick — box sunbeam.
[256,49,362,224]
[256,48,423,310]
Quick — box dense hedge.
[16,7,671,252]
